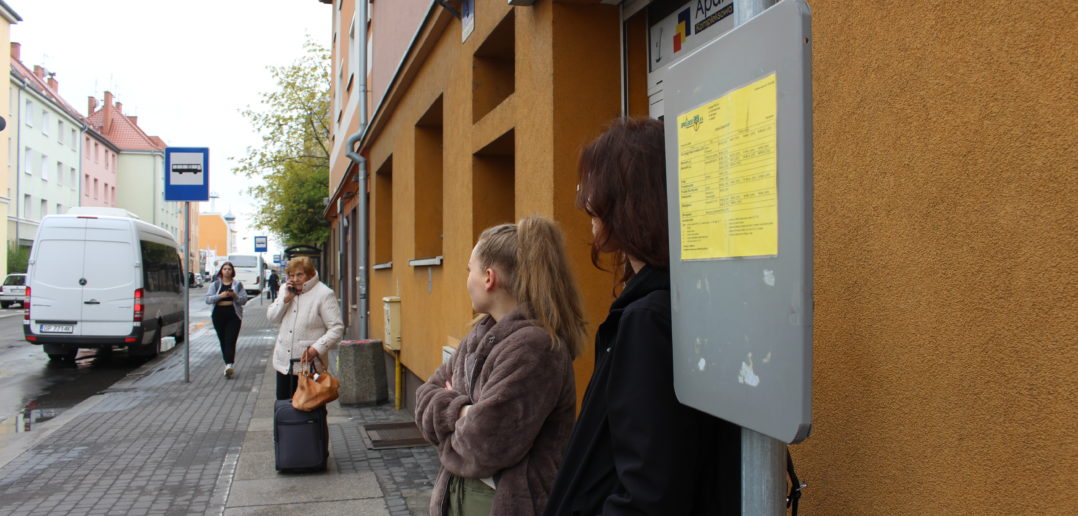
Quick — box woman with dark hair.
[544,118,740,516]
[204,261,249,378]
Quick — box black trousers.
[211,305,241,364]
[276,372,299,400]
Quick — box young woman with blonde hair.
[416,216,587,516]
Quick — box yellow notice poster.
[677,73,777,260]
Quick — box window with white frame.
[24,100,32,126]
[104,182,109,203]
[23,195,30,218]
[56,203,62,215]
[70,167,76,189]
[70,128,76,148]
[58,120,64,142]
[84,174,90,196]
[24,147,32,174]
[56,162,63,185]
[40,199,47,218]
[40,154,48,180]
[94,178,99,199]
[41,111,49,135]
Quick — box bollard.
[337,339,388,405]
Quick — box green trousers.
[447,475,495,516]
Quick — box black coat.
[544,266,740,516]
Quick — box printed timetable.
[676,73,778,260]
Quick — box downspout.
[344,0,370,340]
[15,82,22,249]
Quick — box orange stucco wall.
[198,214,228,257]
[803,1,1076,513]
[336,0,1076,512]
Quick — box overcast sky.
[9,0,332,257]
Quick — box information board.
[663,0,813,443]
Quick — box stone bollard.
[337,339,389,405]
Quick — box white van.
[24,208,186,361]
[227,254,265,296]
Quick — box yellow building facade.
[0,2,19,274]
[326,1,1076,513]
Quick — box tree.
[235,38,330,248]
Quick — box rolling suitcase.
[273,360,329,472]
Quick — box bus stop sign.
[164,147,209,202]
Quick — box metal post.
[184,202,191,383]
[732,3,783,515]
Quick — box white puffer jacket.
[267,272,344,375]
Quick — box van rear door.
[80,220,137,337]
[29,218,87,335]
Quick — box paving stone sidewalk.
[0,302,438,516]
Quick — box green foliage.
[7,243,29,274]
[235,38,331,248]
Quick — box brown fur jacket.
[416,310,576,516]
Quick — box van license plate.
[40,324,74,333]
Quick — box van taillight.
[24,286,31,321]
[133,288,144,324]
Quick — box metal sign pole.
[184,201,191,383]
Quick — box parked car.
[0,273,27,308]
[25,209,186,361]
[187,272,204,288]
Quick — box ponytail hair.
[475,217,587,359]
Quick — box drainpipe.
[14,83,22,251]
[344,0,370,340]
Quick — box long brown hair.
[577,118,669,287]
[474,217,587,359]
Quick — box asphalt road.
[0,289,215,436]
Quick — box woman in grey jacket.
[204,262,249,378]
[416,217,588,516]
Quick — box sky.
[9,0,332,257]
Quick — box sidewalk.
[0,301,438,516]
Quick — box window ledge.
[408,256,443,267]
[372,261,393,270]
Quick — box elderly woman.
[267,256,344,400]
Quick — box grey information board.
[663,0,812,444]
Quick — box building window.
[414,96,444,259]
[84,174,90,196]
[104,182,109,203]
[374,156,393,265]
[58,120,64,142]
[111,186,116,203]
[94,142,99,163]
[24,147,32,174]
[40,154,48,181]
[56,162,63,185]
[24,100,32,126]
[70,167,76,190]
[23,195,31,218]
[56,203,62,215]
[41,111,49,135]
[40,199,47,218]
[70,128,76,148]
[93,178,99,199]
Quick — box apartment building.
[8,44,82,250]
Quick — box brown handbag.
[292,356,340,411]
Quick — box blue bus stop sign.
[254,236,268,253]
[164,147,210,202]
